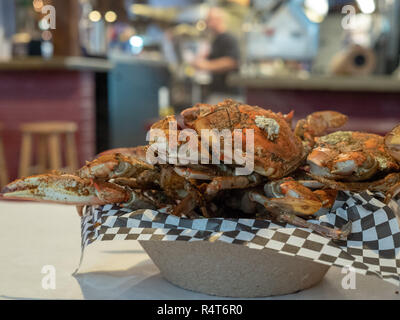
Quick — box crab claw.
[263,179,323,215]
[307,147,378,181]
[1,174,131,206]
[248,191,350,240]
[295,111,348,145]
[331,152,378,180]
[180,103,212,128]
[385,124,400,162]
[78,153,153,180]
[265,197,323,216]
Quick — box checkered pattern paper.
[80,191,400,286]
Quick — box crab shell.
[385,124,400,162]
[97,146,149,163]
[308,131,400,181]
[181,99,304,179]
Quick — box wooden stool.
[19,122,79,178]
[0,123,9,187]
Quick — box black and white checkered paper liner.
[80,190,400,286]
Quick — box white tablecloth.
[0,200,399,300]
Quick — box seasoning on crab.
[254,116,280,141]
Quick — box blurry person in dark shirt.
[192,7,241,102]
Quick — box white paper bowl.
[139,240,330,298]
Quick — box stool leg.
[37,135,48,173]
[0,136,8,186]
[19,133,32,178]
[48,134,62,171]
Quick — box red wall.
[246,88,400,135]
[0,70,96,182]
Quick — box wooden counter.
[228,74,400,136]
[0,57,113,72]
[0,57,112,182]
[228,74,400,92]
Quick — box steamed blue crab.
[1,100,352,240]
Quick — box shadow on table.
[0,295,54,300]
[73,259,222,300]
[100,249,145,255]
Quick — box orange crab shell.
[313,131,400,173]
[181,99,305,179]
[385,124,400,162]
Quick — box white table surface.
[0,200,399,300]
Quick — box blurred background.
[0,0,400,185]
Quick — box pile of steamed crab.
[2,99,400,241]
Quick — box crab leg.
[264,178,331,211]
[174,167,214,180]
[173,167,262,215]
[384,126,400,202]
[307,172,400,193]
[1,174,159,212]
[295,111,348,147]
[313,189,338,208]
[111,177,148,189]
[248,191,351,241]
[385,124,400,162]
[111,168,160,190]
[120,190,158,210]
[384,182,400,204]
[295,180,325,189]
[78,153,153,180]
[173,191,208,218]
[1,174,131,205]
[205,174,262,199]
[254,194,323,216]
[173,165,234,181]
[264,178,338,209]
[277,211,351,241]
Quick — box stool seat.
[19,121,79,178]
[0,123,8,186]
[21,122,78,134]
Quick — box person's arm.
[193,33,240,73]
[193,56,238,73]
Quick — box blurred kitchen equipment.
[244,0,319,62]
[330,44,376,76]
[127,2,208,24]
[373,0,400,74]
